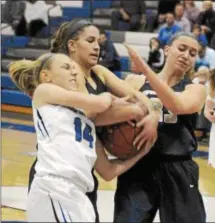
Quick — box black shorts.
[114,155,206,223]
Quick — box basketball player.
[26,19,159,222]
[204,69,215,168]
[113,32,206,223]
[9,53,154,222]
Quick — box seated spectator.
[1,1,26,36]
[183,0,200,25]
[174,3,191,32]
[210,34,215,50]
[145,0,180,32]
[24,0,50,37]
[192,24,208,46]
[147,37,165,72]
[158,12,181,47]
[111,0,146,31]
[197,0,215,42]
[195,41,215,70]
[98,31,120,71]
[194,66,212,144]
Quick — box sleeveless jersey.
[139,77,198,156]
[85,70,108,138]
[32,104,97,192]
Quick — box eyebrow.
[178,43,197,51]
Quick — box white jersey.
[32,104,97,192]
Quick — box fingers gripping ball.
[100,122,142,159]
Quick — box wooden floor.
[1,123,215,221]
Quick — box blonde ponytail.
[9,60,39,96]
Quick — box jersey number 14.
[74,117,94,148]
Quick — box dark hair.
[51,19,93,54]
[192,24,201,32]
[209,68,215,91]
[167,32,198,45]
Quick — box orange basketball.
[100,122,142,160]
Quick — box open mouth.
[90,53,99,58]
[70,79,76,84]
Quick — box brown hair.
[8,53,54,96]
[209,68,215,92]
[51,19,93,54]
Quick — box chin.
[89,60,98,67]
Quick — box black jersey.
[85,70,109,138]
[139,77,198,156]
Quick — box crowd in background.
[1,0,215,143]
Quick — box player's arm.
[92,65,154,113]
[124,45,206,114]
[94,139,149,182]
[94,97,145,126]
[33,83,112,113]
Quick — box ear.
[40,70,52,83]
[164,45,170,57]
[67,39,77,53]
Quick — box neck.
[71,55,91,78]
[158,65,184,86]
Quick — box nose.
[182,50,190,59]
[71,64,78,76]
[94,41,100,51]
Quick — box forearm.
[142,69,184,113]
[97,151,144,181]
[95,103,142,126]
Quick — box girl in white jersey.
[9,53,152,222]
[204,69,215,168]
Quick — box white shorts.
[209,123,215,168]
[27,177,95,222]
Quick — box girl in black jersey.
[113,32,206,223]
[28,19,160,222]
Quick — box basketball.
[100,122,142,160]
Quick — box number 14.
[74,117,94,148]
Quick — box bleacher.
[1,0,158,115]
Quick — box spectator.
[183,0,200,25]
[174,3,191,32]
[158,13,181,47]
[98,31,120,71]
[194,66,211,144]
[146,0,180,32]
[197,0,215,42]
[1,1,26,36]
[24,0,50,37]
[196,41,215,70]
[210,34,215,49]
[111,0,146,31]
[192,24,208,46]
[147,37,165,72]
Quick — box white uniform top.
[32,104,97,192]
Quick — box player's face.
[164,36,198,75]
[48,54,80,91]
[70,25,100,67]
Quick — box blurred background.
[1,0,215,222]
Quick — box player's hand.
[134,112,158,151]
[124,43,152,75]
[99,92,113,110]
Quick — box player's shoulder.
[125,74,146,90]
[91,65,106,83]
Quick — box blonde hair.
[209,68,215,92]
[8,53,54,96]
